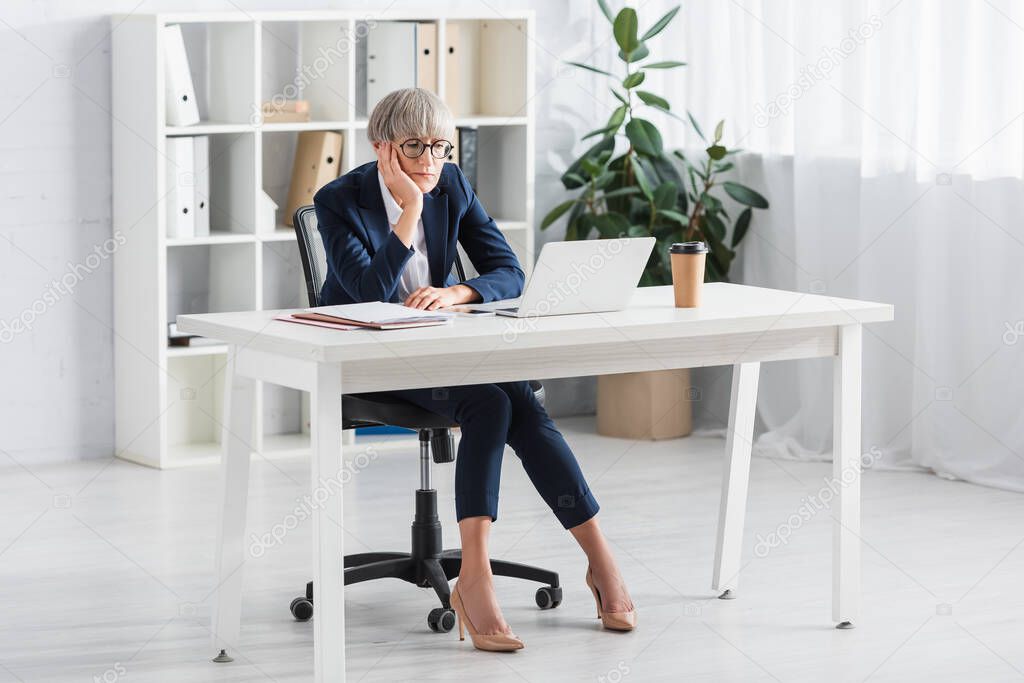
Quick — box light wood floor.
[1,416,1022,682]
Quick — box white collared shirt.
[377,170,431,302]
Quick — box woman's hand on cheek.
[376,142,422,209]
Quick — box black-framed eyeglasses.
[397,138,454,159]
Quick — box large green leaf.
[622,71,646,88]
[607,104,627,130]
[625,118,663,156]
[566,61,614,77]
[602,186,642,199]
[561,136,615,189]
[594,212,631,238]
[636,90,670,110]
[644,60,687,69]
[723,181,769,208]
[613,8,640,54]
[659,208,688,225]
[541,198,578,230]
[731,207,752,247]
[704,211,727,241]
[594,170,616,189]
[641,5,680,41]
[619,43,650,63]
[706,144,727,160]
[630,157,654,199]
[652,181,677,209]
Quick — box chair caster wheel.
[836,621,855,630]
[290,596,314,621]
[535,586,562,610]
[427,607,456,632]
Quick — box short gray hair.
[366,88,455,143]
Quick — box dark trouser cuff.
[553,488,600,530]
[455,490,500,523]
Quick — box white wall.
[0,0,612,461]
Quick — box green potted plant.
[543,1,770,439]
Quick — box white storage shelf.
[112,10,535,468]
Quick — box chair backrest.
[293,205,467,307]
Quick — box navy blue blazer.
[313,160,525,306]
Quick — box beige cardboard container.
[596,368,694,440]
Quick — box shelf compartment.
[262,241,307,311]
[475,125,528,222]
[167,242,257,326]
[261,129,347,232]
[444,19,528,118]
[261,20,354,122]
[172,21,257,126]
[165,354,227,467]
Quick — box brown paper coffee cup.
[670,241,708,308]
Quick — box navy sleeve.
[451,165,526,302]
[314,188,413,303]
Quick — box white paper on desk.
[307,302,455,324]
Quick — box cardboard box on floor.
[597,368,694,440]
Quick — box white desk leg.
[212,346,256,662]
[712,362,760,599]
[311,363,345,682]
[833,324,862,629]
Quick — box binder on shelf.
[446,133,459,168]
[163,24,200,127]
[457,126,479,191]
[285,131,343,226]
[443,23,465,115]
[366,22,417,114]
[193,136,210,238]
[416,23,438,93]
[165,137,195,239]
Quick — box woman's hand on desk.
[404,284,480,310]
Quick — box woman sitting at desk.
[313,88,635,651]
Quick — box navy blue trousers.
[384,380,600,529]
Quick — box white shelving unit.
[112,9,536,468]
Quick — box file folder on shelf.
[366,22,417,114]
[163,24,200,127]
[457,126,478,191]
[443,23,463,115]
[192,135,210,237]
[285,131,344,226]
[165,137,195,239]
[416,23,438,93]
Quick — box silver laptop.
[478,237,655,318]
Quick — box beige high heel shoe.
[585,566,637,631]
[450,582,525,652]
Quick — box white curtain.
[611,0,1024,490]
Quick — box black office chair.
[290,205,562,633]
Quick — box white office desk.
[177,283,893,682]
